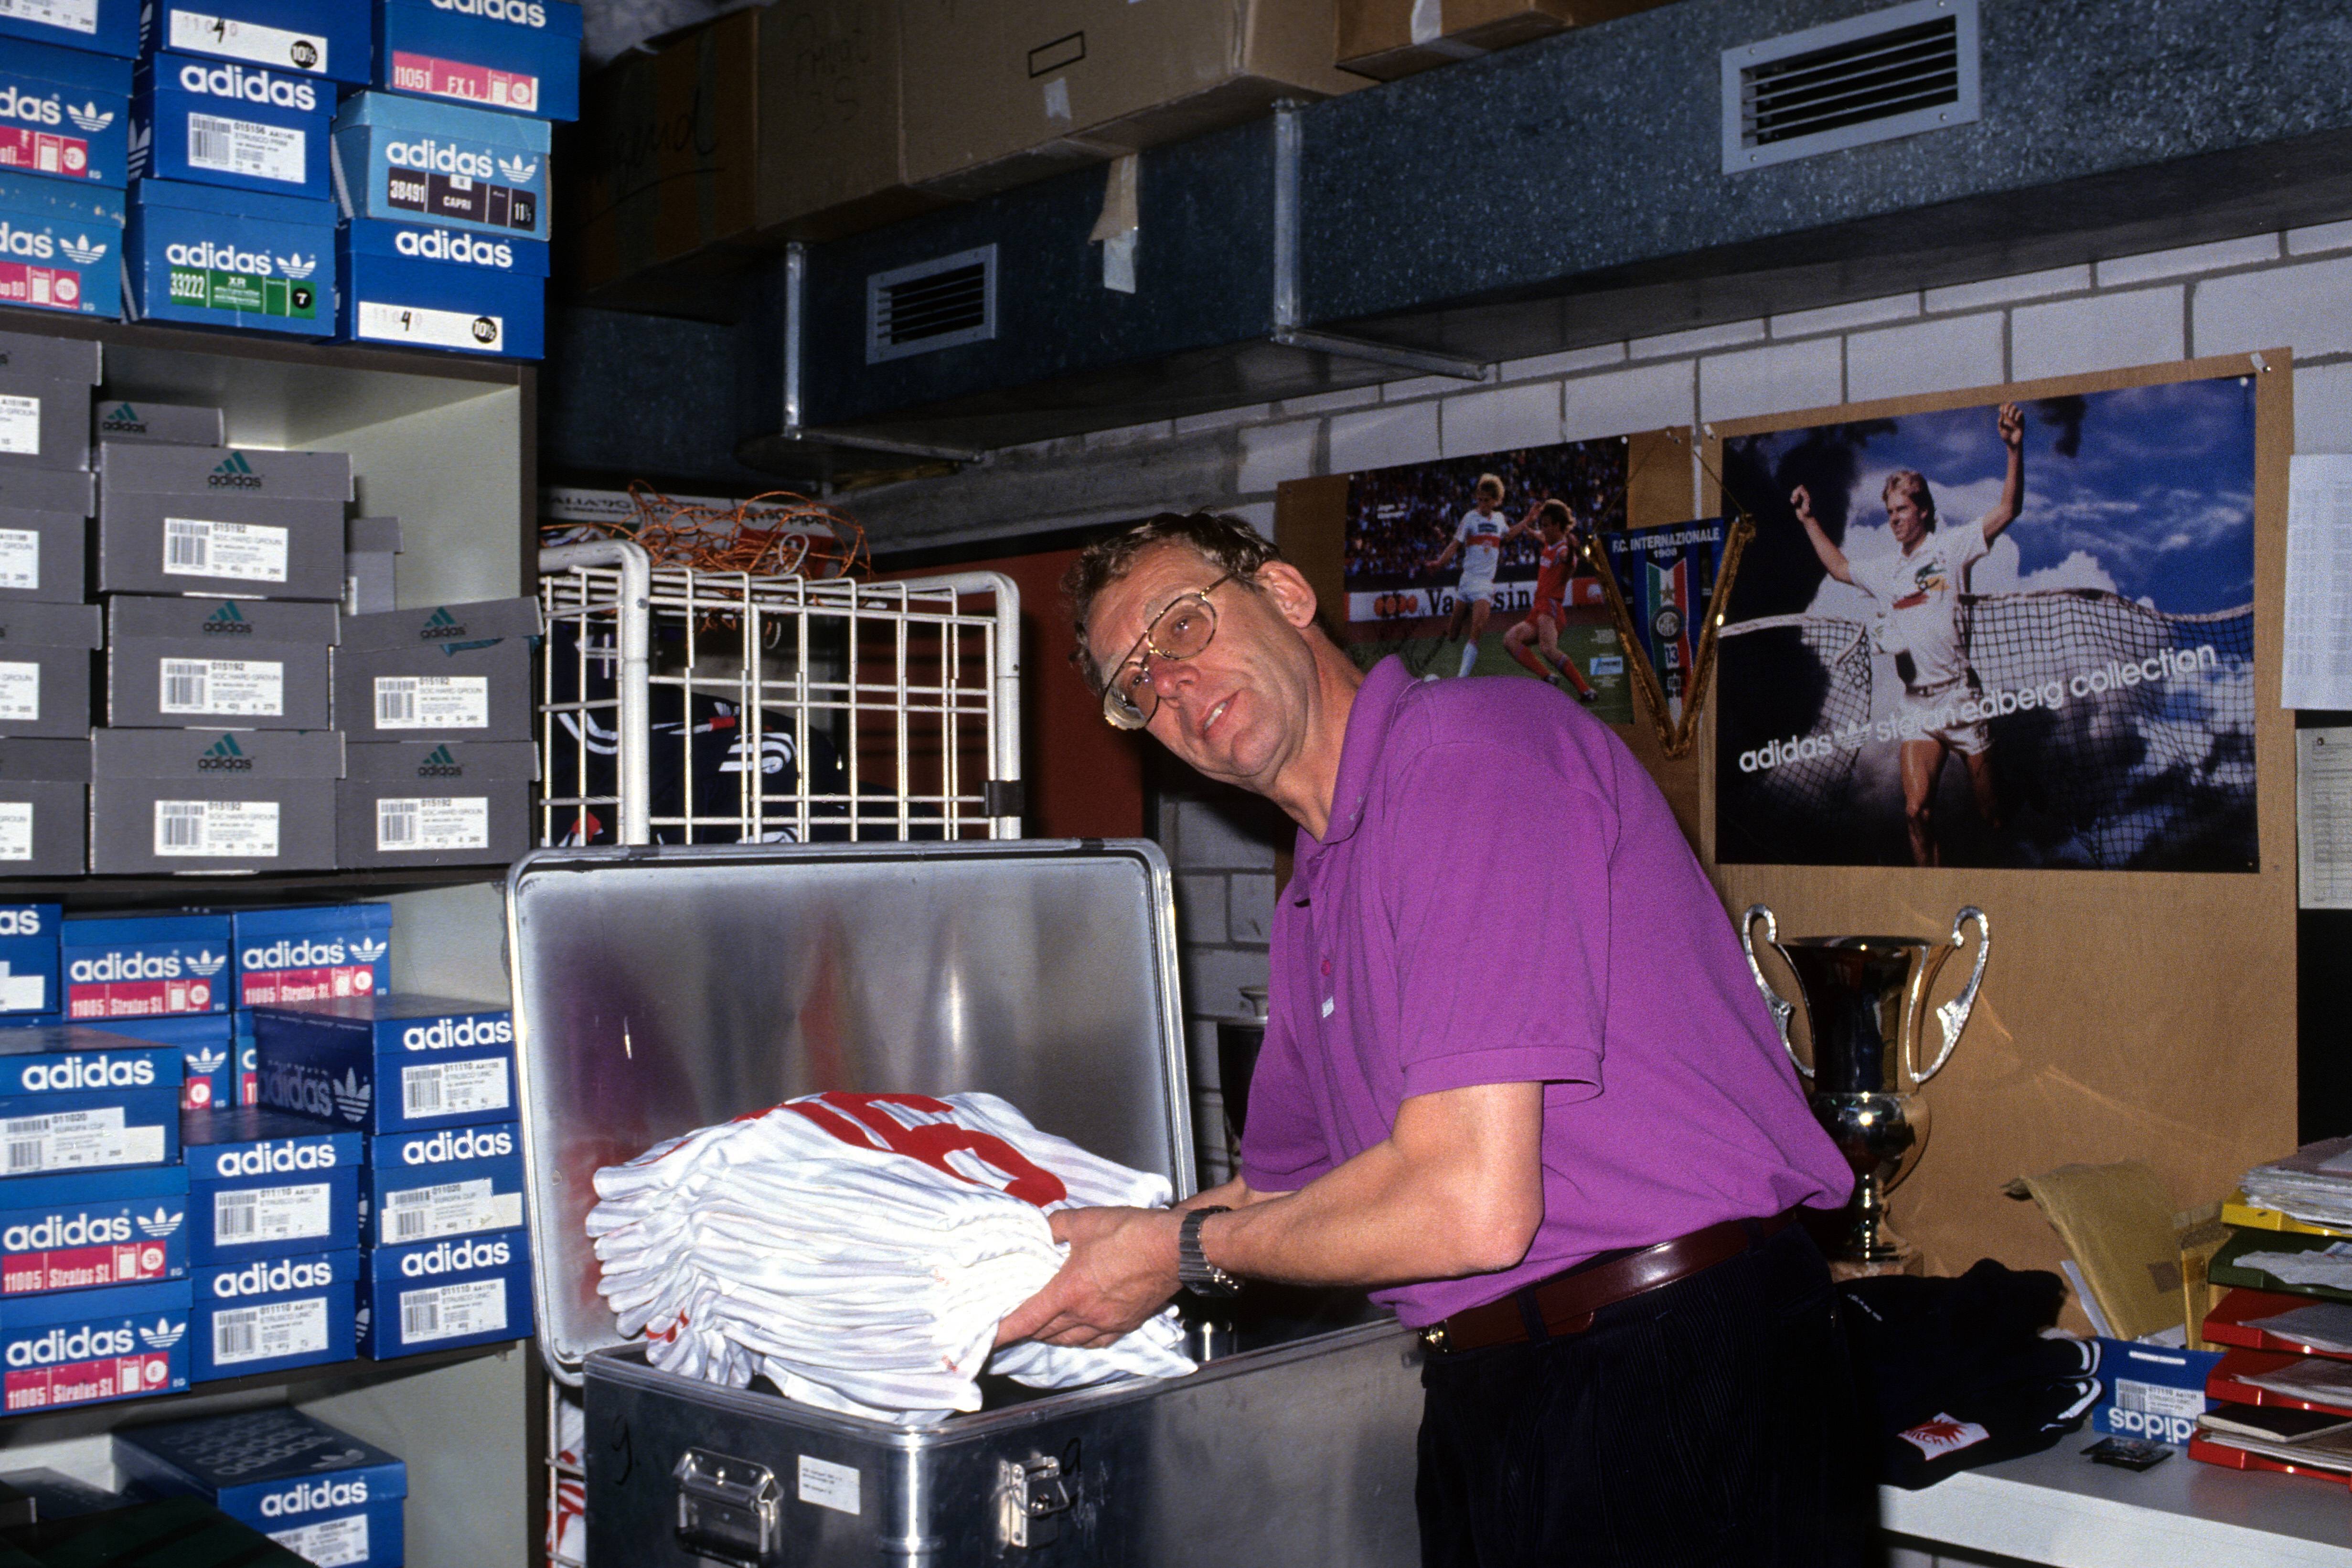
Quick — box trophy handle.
[1914,906,1990,1086]
[1740,904,1807,1077]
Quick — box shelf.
[0,868,509,912]
[0,1339,523,1430]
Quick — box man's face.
[1886,483,1930,548]
[1475,491,1500,514]
[1083,543,1319,794]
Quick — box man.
[1003,511,1864,1567]
[1792,402,2025,867]
[1501,498,1598,702]
[1425,473,1522,680]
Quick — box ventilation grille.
[866,246,997,364]
[1723,0,1979,174]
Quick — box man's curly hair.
[1063,512,1285,693]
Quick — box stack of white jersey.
[588,1089,1196,1423]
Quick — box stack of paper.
[2240,1137,2352,1229]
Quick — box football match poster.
[1341,439,1636,723]
[1713,373,2259,872]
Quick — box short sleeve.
[1956,512,1995,571]
[1382,731,1618,1101]
[1454,512,1474,543]
[1235,1007,1333,1192]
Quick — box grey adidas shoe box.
[345,516,401,616]
[106,597,339,730]
[0,463,92,515]
[97,442,352,501]
[338,740,536,868]
[0,736,89,875]
[0,331,101,475]
[0,600,99,738]
[91,400,225,449]
[0,506,84,605]
[89,728,343,874]
[96,492,347,600]
[335,597,539,742]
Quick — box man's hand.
[1790,483,1817,526]
[994,1206,1183,1351]
[1997,401,2024,451]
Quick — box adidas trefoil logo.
[184,948,226,978]
[66,101,112,133]
[138,1316,186,1349]
[136,1205,183,1238]
[57,234,105,265]
[331,1068,371,1121]
[497,153,537,183]
[352,936,388,963]
[276,252,316,279]
[186,1046,227,1076]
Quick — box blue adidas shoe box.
[0,1164,187,1297]
[61,912,231,1020]
[0,1025,182,1177]
[361,1120,521,1249]
[125,179,332,336]
[131,53,331,202]
[0,903,59,1020]
[233,903,392,1010]
[254,993,513,1133]
[116,1407,405,1565]
[336,218,543,359]
[0,38,130,188]
[189,1247,357,1381]
[329,90,548,242]
[182,1107,361,1264]
[140,0,372,86]
[0,0,136,57]
[0,171,120,317]
[359,1227,528,1358]
[77,1011,235,1110]
[0,1277,191,1411]
[377,0,580,122]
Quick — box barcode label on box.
[0,393,36,456]
[214,1182,330,1244]
[211,1295,329,1367]
[381,1178,519,1245]
[399,1057,509,1120]
[372,674,488,730]
[0,661,35,722]
[0,1109,162,1174]
[267,1513,368,1568]
[0,0,97,36]
[160,658,283,717]
[0,802,29,863]
[397,1277,506,1345]
[2115,1378,2206,1418]
[154,800,280,858]
[162,518,289,582]
[0,526,38,590]
[376,796,489,852]
[170,11,328,73]
[185,112,304,185]
[354,300,503,353]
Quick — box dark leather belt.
[1420,1209,1798,1354]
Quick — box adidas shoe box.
[0,165,121,318]
[0,1024,182,1174]
[96,439,350,601]
[236,1017,256,1106]
[142,0,373,86]
[130,54,331,202]
[115,1408,406,1565]
[339,740,535,867]
[190,1246,357,1381]
[92,398,223,448]
[336,218,547,359]
[0,742,85,875]
[335,596,536,740]
[344,514,398,615]
[0,0,137,55]
[88,728,343,874]
[330,90,548,241]
[2086,1338,2222,1447]
[0,1276,192,1410]
[182,1108,361,1264]
[0,599,99,738]
[91,1012,235,1110]
[105,596,336,730]
[60,913,229,1020]
[0,506,85,602]
[233,903,391,1009]
[0,38,131,188]
[359,1227,528,1359]
[0,1165,187,1296]
[361,1120,521,1249]
[0,904,58,1018]
[254,994,512,1135]
[377,0,581,121]
[0,326,101,471]
[125,179,335,337]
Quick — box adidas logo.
[135,1205,182,1238]
[201,601,250,635]
[197,734,251,771]
[57,234,105,265]
[418,606,467,640]
[207,452,260,490]
[66,101,112,134]
[276,252,316,280]
[352,937,388,963]
[184,949,225,978]
[185,1046,227,1076]
[497,153,538,184]
[137,1316,185,1350]
[97,402,146,435]
[331,1068,371,1122]
[418,745,461,779]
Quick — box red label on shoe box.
[389,51,538,112]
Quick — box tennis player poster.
[1342,439,1636,722]
[1714,372,2258,872]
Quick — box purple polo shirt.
[1238,657,1851,1326]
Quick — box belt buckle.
[1419,1322,1452,1355]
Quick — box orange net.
[541,482,870,579]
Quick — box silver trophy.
[1742,906,1991,1270]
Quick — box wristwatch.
[1177,1206,1242,1296]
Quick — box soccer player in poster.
[1503,499,1599,703]
[1426,473,1522,679]
[1791,402,2026,867]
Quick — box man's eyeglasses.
[1100,572,1237,730]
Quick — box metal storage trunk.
[506,840,1422,1568]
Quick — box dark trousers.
[1415,1223,1870,1568]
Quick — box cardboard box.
[100,439,350,499]
[0,742,83,876]
[1335,0,1660,79]
[2085,1338,2224,1446]
[0,373,93,471]
[141,0,374,86]
[0,0,137,57]
[91,398,223,448]
[360,1120,522,1249]
[339,741,534,868]
[0,174,119,316]
[0,1164,187,1297]
[0,599,99,740]
[131,53,332,203]
[96,493,347,600]
[334,596,536,741]
[0,328,104,474]
[755,0,944,244]
[105,595,336,731]
[0,508,83,603]
[124,178,335,337]
[330,89,549,242]
[88,727,343,874]
[60,913,229,1020]
[358,1227,528,1358]
[0,1024,183,1176]
[900,0,1363,199]
[114,1408,404,1560]
[88,1011,235,1110]
[0,37,133,187]
[378,0,583,122]
[253,993,512,1135]
[0,903,59,1018]
[345,514,399,614]
[182,1107,361,1264]
[335,219,547,359]
[189,1247,358,1381]
[0,1277,192,1411]
[233,902,391,1009]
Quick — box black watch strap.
[1178,1205,1242,1296]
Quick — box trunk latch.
[995,1454,1075,1549]
[674,1448,781,1566]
